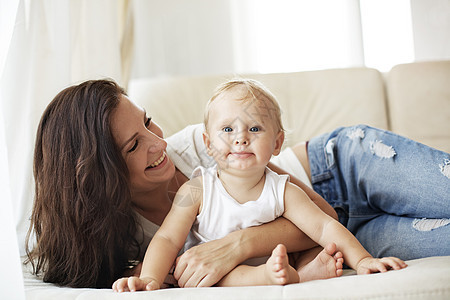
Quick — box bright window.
[360,0,414,71]
[231,0,415,73]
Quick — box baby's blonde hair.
[204,78,284,132]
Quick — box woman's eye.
[128,141,138,153]
[145,117,152,128]
[223,127,233,132]
[250,127,260,132]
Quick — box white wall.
[411,0,450,61]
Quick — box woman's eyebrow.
[120,110,147,150]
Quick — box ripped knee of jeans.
[440,159,450,179]
[412,218,450,231]
[346,127,365,140]
[370,140,396,159]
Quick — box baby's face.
[203,86,284,173]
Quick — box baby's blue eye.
[250,127,260,132]
[223,127,233,132]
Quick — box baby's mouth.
[230,151,252,159]
[147,152,166,169]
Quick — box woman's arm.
[174,216,315,287]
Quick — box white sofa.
[23,61,450,299]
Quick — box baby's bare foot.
[265,244,300,285]
[297,243,344,282]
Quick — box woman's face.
[110,95,175,196]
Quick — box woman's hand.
[356,257,407,274]
[174,236,243,287]
[173,217,319,287]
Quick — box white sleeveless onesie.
[184,165,289,252]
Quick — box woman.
[26,79,334,288]
[26,79,450,288]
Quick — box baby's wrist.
[139,276,161,288]
[356,256,372,270]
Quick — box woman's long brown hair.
[26,79,140,288]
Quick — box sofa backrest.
[128,67,389,148]
[386,60,450,153]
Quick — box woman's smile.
[146,152,168,170]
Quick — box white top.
[184,165,288,252]
[133,212,160,259]
[165,124,215,178]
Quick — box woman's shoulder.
[166,124,204,144]
[166,124,216,178]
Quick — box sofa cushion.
[386,60,450,153]
[248,68,389,146]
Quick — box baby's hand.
[112,276,160,292]
[356,257,407,274]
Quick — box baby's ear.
[272,131,284,156]
[202,131,213,156]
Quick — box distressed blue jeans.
[308,125,450,260]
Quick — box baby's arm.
[283,183,406,274]
[113,177,202,292]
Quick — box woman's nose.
[147,134,167,153]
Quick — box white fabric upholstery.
[386,60,450,153]
[24,257,450,299]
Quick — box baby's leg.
[216,244,299,287]
[294,243,344,282]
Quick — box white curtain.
[131,0,236,79]
[0,0,133,256]
[0,82,25,300]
